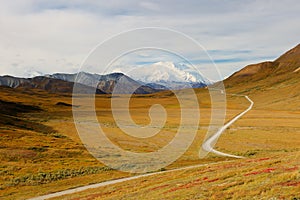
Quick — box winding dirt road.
[202,95,254,158]
[28,162,222,200]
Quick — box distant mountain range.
[0,75,106,94]
[46,72,160,94]
[0,73,155,94]
[0,69,210,94]
[0,43,299,97]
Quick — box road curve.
[29,95,253,200]
[202,95,254,158]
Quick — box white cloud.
[0,0,299,80]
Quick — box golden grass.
[0,83,299,199]
[54,151,299,200]
[46,105,300,200]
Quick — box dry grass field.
[0,83,299,199]
[0,85,251,199]
[46,93,300,200]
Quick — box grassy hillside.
[0,87,127,199]
[224,44,300,110]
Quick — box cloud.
[0,0,300,79]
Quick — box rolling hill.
[224,43,300,110]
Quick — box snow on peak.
[23,69,44,78]
[128,61,210,84]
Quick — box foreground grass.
[53,151,299,200]
[47,107,300,200]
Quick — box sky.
[1,0,300,80]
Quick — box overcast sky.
[0,0,300,80]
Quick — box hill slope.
[224,44,300,110]
[226,44,300,83]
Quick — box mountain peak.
[275,43,300,63]
[104,72,126,80]
[127,61,210,89]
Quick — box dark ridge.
[55,102,72,107]
[0,99,42,116]
[0,114,56,134]
[0,100,56,134]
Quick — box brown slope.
[225,43,300,85]
[228,61,278,82]
[0,99,42,116]
[0,87,57,134]
[226,44,300,84]
[224,44,300,110]
[274,43,300,74]
[275,43,300,64]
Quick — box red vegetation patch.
[164,178,203,193]
[72,191,115,200]
[148,184,170,191]
[246,157,270,163]
[165,177,221,193]
[244,168,276,176]
[283,166,299,172]
[280,181,300,187]
[207,178,219,183]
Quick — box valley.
[0,44,299,199]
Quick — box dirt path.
[29,161,230,200]
[202,95,254,158]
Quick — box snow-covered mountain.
[127,61,211,89]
